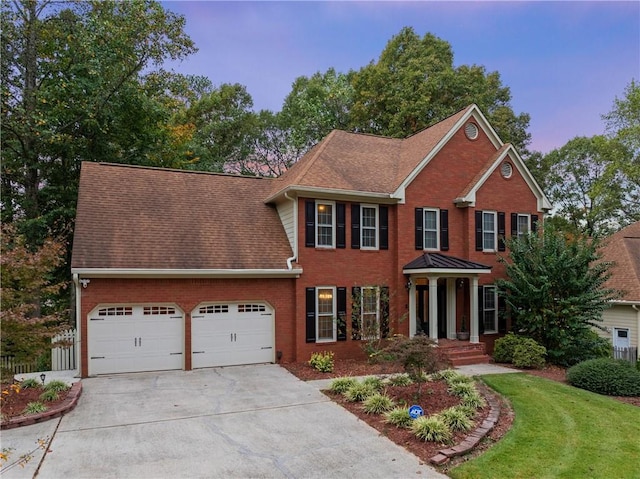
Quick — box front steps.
[437,339,491,367]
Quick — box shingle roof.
[601,222,640,302]
[404,253,492,271]
[71,163,293,271]
[268,106,471,200]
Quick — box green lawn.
[449,373,640,479]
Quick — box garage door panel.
[191,303,274,369]
[88,305,184,375]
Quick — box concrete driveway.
[2,364,448,478]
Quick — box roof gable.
[72,163,294,273]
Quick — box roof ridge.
[89,162,269,180]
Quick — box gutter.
[284,192,298,270]
[633,305,640,351]
[70,268,303,279]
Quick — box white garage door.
[88,305,184,375]
[191,302,274,369]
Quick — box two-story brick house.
[71,104,551,377]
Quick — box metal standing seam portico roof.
[403,252,492,273]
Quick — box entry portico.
[404,253,492,343]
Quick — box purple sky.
[161,1,639,154]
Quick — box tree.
[1,0,196,245]
[349,27,531,153]
[496,224,620,366]
[540,136,630,237]
[0,224,69,369]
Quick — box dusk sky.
[161,1,639,154]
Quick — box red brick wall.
[78,277,296,377]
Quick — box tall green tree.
[349,27,531,153]
[497,224,619,366]
[1,0,196,244]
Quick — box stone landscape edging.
[429,382,501,465]
[1,381,82,430]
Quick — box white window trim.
[517,213,530,239]
[361,286,381,340]
[483,285,498,334]
[482,211,497,252]
[360,204,379,250]
[423,207,440,251]
[315,200,336,248]
[316,286,337,342]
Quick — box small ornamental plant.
[438,406,474,432]
[362,393,396,414]
[384,407,413,428]
[343,382,376,402]
[328,377,358,394]
[309,351,335,373]
[22,402,47,415]
[411,415,453,444]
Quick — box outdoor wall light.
[40,373,46,385]
[405,280,413,291]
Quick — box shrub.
[431,368,461,381]
[384,407,413,428]
[39,389,59,402]
[343,382,376,402]
[460,391,487,409]
[444,374,474,386]
[44,380,70,393]
[362,393,396,414]
[438,406,474,432]
[23,402,47,415]
[448,381,476,398]
[361,376,384,391]
[20,378,40,389]
[386,373,413,387]
[551,329,613,367]
[567,358,640,396]
[309,351,334,372]
[493,332,522,363]
[328,377,358,394]
[512,339,547,369]
[411,416,453,444]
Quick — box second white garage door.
[191,302,274,368]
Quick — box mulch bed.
[1,383,70,421]
[282,359,638,471]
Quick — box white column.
[470,276,479,343]
[428,276,439,342]
[447,278,457,339]
[408,279,416,338]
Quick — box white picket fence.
[1,328,77,374]
[613,346,638,365]
[51,328,77,371]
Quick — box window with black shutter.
[337,287,347,340]
[440,209,449,251]
[336,203,346,249]
[415,208,424,250]
[351,204,360,249]
[498,212,506,251]
[305,287,316,342]
[305,201,315,247]
[379,206,388,250]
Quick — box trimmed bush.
[448,381,476,397]
[384,407,413,428]
[343,382,376,402]
[512,340,547,369]
[439,406,474,432]
[567,358,640,396]
[460,391,487,409]
[309,351,334,372]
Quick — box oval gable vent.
[501,162,513,179]
[464,122,478,140]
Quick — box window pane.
[423,210,438,249]
[317,203,333,247]
[362,229,376,247]
[483,212,495,250]
[361,287,379,339]
[362,208,376,228]
[424,231,438,249]
[518,215,529,236]
[361,207,377,248]
[317,288,334,340]
[484,288,496,309]
[424,211,437,230]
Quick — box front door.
[416,284,447,338]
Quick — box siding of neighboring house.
[599,305,639,349]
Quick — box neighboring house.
[71,104,551,377]
[597,221,640,357]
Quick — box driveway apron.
[5,364,448,478]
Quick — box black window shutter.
[498,294,507,334]
[511,213,518,237]
[337,287,347,341]
[498,212,506,252]
[351,287,361,340]
[305,287,316,343]
[440,209,449,251]
[475,211,483,251]
[477,285,485,335]
[381,286,390,338]
[351,204,360,249]
[336,203,346,249]
[531,214,539,233]
[305,201,315,247]
[415,208,424,250]
[379,206,389,250]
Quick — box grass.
[449,373,640,479]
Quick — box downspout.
[284,192,298,270]
[633,304,640,351]
[72,274,82,378]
